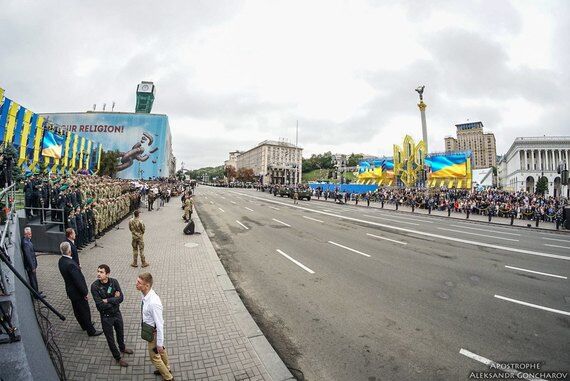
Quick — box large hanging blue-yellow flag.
[42,129,65,159]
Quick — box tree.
[0,144,22,184]
[99,149,121,177]
[347,153,364,167]
[225,166,237,181]
[236,167,256,182]
[187,166,224,181]
[535,176,548,195]
[175,169,186,181]
[302,151,335,173]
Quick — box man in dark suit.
[65,228,80,266]
[58,241,102,337]
[21,227,44,298]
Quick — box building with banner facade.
[42,112,175,179]
[0,88,102,174]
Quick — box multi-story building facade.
[444,121,497,169]
[234,140,303,185]
[224,151,242,169]
[497,136,570,198]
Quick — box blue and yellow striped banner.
[63,132,71,168]
[18,110,33,165]
[70,134,78,170]
[4,101,20,147]
[31,116,45,170]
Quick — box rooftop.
[455,121,484,131]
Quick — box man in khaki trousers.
[129,210,149,268]
[136,273,173,380]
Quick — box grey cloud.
[423,28,562,103]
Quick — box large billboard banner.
[42,112,174,179]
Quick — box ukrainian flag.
[42,130,65,159]
[425,153,468,178]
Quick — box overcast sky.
[1,0,569,169]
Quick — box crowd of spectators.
[313,187,568,224]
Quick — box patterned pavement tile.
[36,199,272,381]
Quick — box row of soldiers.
[23,174,142,248]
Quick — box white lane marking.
[504,265,567,279]
[494,294,570,316]
[303,216,324,223]
[450,224,521,236]
[245,207,254,212]
[230,191,570,261]
[231,201,237,204]
[459,348,546,381]
[272,218,291,227]
[378,213,425,222]
[269,206,280,211]
[366,233,407,245]
[328,241,371,257]
[363,214,419,226]
[236,220,249,230]
[276,249,315,274]
[544,243,570,249]
[438,227,519,242]
[544,244,570,250]
[543,237,570,243]
[218,207,225,212]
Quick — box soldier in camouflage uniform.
[129,210,148,268]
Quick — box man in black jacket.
[65,228,80,266]
[91,264,133,367]
[21,227,44,298]
[58,241,102,337]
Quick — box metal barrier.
[22,206,66,227]
[0,182,68,378]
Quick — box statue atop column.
[415,85,425,101]
[415,85,428,153]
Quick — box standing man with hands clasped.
[58,241,102,337]
[21,227,44,298]
[136,272,174,381]
[91,264,133,367]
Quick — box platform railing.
[0,183,65,345]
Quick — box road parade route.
[197,186,569,381]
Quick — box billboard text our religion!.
[42,112,173,179]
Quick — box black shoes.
[88,330,103,337]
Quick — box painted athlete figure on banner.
[117,132,159,172]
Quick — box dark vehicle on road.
[277,187,291,197]
[275,187,312,200]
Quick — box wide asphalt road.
[195,186,570,381]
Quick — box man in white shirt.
[136,273,173,380]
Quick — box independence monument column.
[415,85,428,153]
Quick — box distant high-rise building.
[136,81,155,113]
[444,121,496,169]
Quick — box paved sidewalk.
[303,194,569,233]
[36,198,293,381]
